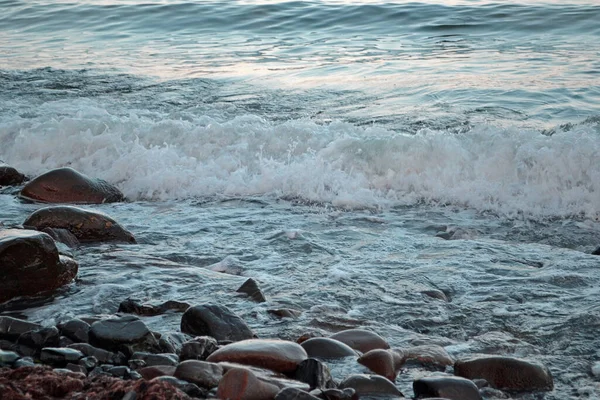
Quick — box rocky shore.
[0,165,581,399]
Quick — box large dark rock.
[206,339,308,373]
[329,329,390,353]
[68,343,126,365]
[20,167,124,204]
[16,326,61,357]
[294,358,336,390]
[40,347,85,367]
[180,304,254,342]
[413,376,481,400]
[24,206,136,243]
[0,229,78,303]
[0,162,25,186]
[174,359,223,389]
[300,337,358,359]
[236,278,267,303]
[338,374,404,397]
[57,318,90,343]
[0,316,41,341]
[89,316,160,356]
[180,336,219,361]
[454,356,553,392]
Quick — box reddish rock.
[358,349,404,381]
[403,345,454,369]
[0,162,25,186]
[300,338,358,359]
[174,359,223,388]
[140,365,177,380]
[217,368,280,400]
[330,329,390,353]
[454,356,553,392]
[413,376,481,400]
[207,339,308,374]
[24,206,136,243]
[0,229,78,304]
[20,167,124,204]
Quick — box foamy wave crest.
[1,100,598,218]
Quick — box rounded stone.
[0,162,25,186]
[403,345,454,369]
[0,229,78,303]
[20,167,124,204]
[300,337,358,359]
[454,356,553,392]
[174,359,223,388]
[180,304,254,342]
[358,349,404,381]
[413,376,482,400]
[338,374,403,397]
[24,206,136,243]
[40,348,85,367]
[207,339,308,374]
[217,368,280,400]
[89,316,158,355]
[330,329,390,353]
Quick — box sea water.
[1,0,599,398]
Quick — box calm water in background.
[1,1,600,398]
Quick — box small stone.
[68,343,126,365]
[0,349,20,366]
[267,309,302,319]
[153,376,208,398]
[0,316,42,341]
[58,318,90,343]
[13,356,36,368]
[40,347,85,367]
[17,326,60,357]
[79,356,98,370]
[275,387,322,400]
[338,374,403,397]
[207,339,308,373]
[159,332,191,355]
[454,356,553,392]
[174,359,223,389]
[89,315,160,356]
[413,376,481,400]
[0,162,25,186]
[310,388,357,400]
[180,336,219,361]
[59,336,76,348]
[180,304,254,342]
[108,365,131,378]
[130,352,179,367]
[65,363,87,374]
[293,358,336,390]
[300,338,358,359]
[236,278,267,303]
[330,329,390,353]
[129,359,147,370]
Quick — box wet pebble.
[330,329,390,353]
[300,337,358,359]
[413,375,481,400]
[174,359,224,389]
[40,347,85,367]
[180,336,219,361]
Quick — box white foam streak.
[1,101,598,218]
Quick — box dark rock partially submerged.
[19,167,124,204]
[0,162,25,186]
[180,304,254,342]
[413,375,482,400]
[118,298,190,316]
[236,278,267,303]
[454,356,553,392]
[0,229,78,304]
[24,206,136,243]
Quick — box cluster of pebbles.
[0,163,558,399]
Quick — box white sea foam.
[1,100,598,219]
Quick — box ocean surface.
[1,0,600,398]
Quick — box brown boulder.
[217,368,280,400]
[300,337,358,359]
[207,339,308,373]
[358,349,404,381]
[330,329,390,353]
[140,365,177,380]
[24,206,136,243]
[338,374,404,397]
[403,345,454,369]
[454,356,553,391]
[0,229,78,304]
[20,167,124,204]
